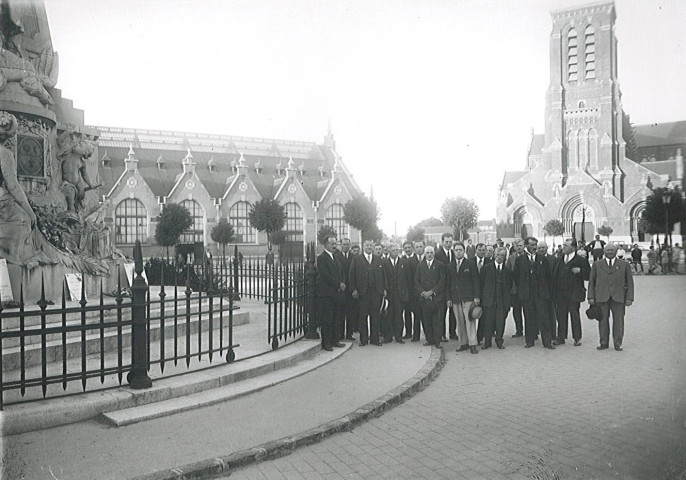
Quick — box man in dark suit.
[552,238,590,346]
[513,237,555,349]
[474,242,493,344]
[406,240,425,342]
[434,232,456,341]
[447,242,481,354]
[587,234,607,262]
[401,241,415,339]
[588,243,634,351]
[349,239,387,346]
[316,235,346,351]
[537,240,559,342]
[382,244,410,343]
[480,246,512,349]
[506,239,525,338]
[334,237,355,340]
[414,245,445,349]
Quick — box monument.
[0,0,115,301]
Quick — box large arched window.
[567,28,578,83]
[584,25,596,80]
[285,202,303,242]
[578,129,588,169]
[588,129,598,168]
[567,130,577,171]
[179,199,204,244]
[115,198,147,245]
[229,201,256,243]
[325,203,349,239]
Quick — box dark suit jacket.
[383,257,410,303]
[480,261,513,309]
[334,250,353,287]
[552,252,590,302]
[434,248,454,268]
[588,258,634,304]
[349,253,386,296]
[513,252,551,301]
[407,254,422,299]
[414,259,446,303]
[474,256,493,274]
[317,250,343,298]
[586,239,606,253]
[446,258,480,302]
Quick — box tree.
[343,195,379,240]
[317,224,337,245]
[365,223,384,242]
[543,219,565,247]
[210,218,235,271]
[440,197,479,241]
[270,229,288,261]
[155,203,192,261]
[597,224,613,241]
[248,199,286,247]
[416,217,443,227]
[641,187,685,245]
[406,225,425,243]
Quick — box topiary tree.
[317,224,337,246]
[211,217,235,272]
[543,219,565,247]
[597,224,613,242]
[343,195,379,240]
[248,199,286,248]
[440,196,479,241]
[155,203,193,261]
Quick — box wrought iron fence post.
[233,245,241,301]
[127,241,152,389]
[305,242,320,339]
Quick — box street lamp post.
[662,191,672,247]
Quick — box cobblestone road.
[225,275,686,480]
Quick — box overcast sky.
[44,0,686,236]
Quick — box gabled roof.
[634,121,686,148]
[500,171,528,190]
[641,159,677,179]
[528,134,545,156]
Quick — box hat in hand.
[469,303,483,321]
[585,304,602,321]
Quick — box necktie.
[497,264,501,271]
[447,250,451,263]
[479,259,483,270]
[456,259,461,270]
[610,259,613,269]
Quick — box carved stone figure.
[57,130,100,214]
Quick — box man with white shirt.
[316,236,346,351]
[588,243,634,351]
[552,238,590,346]
[447,242,481,353]
[382,244,410,343]
[407,240,425,342]
[414,245,445,349]
[587,234,606,262]
[434,233,456,341]
[474,242,493,343]
[349,240,387,346]
[480,247,512,349]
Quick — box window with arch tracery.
[229,201,256,243]
[179,199,204,244]
[325,203,349,239]
[115,198,147,245]
[567,28,578,83]
[285,202,303,242]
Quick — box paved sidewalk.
[225,275,686,480]
[1,340,436,479]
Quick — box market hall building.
[497,1,684,244]
[92,126,362,259]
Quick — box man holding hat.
[480,246,512,349]
[588,243,634,351]
[447,242,481,354]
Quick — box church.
[497,1,684,244]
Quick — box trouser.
[476,317,484,344]
[347,296,359,334]
[555,295,582,341]
[523,296,553,346]
[597,300,625,347]
[592,249,603,262]
[632,260,644,272]
[510,295,523,333]
[411,297,423,340]
[483,303,507,346]
[385,296,405,341]
[440,303,457,338]
[420,298,442,346]
[317,296,335,348]
[403,304,414,337]
[358,293,382,344]
[453,301,477,346]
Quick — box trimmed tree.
[317,224,337,245]
[597,224,613,241]
[343,195,379,240]
[248,199,286,248]
[440,196,479,241]
[406,225,425,243]
[640,187,685,245]
[155,203,193,261]
[210,218,235,272]
[416,217,443,227]
[543,219,565,247]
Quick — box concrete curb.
[131,346,446,480]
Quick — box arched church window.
[115,198,147,245]
[588,129,598,168]
[578,129,588,169]
[179,199,204,244]
[585,25,596,80]
[325,203,349,239]
[285,202,303,242]
[567,28,578,82]
[229,201,256,243]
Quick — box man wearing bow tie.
[317,236,346,351]
[414,245,445,349]
[513,237,555,349]
[552,238,590,346]
[349,240,388,346]
[588,243,634,351]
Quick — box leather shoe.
[597,345,609,350]
[346,335,354,340]
[524,343,534,348]
[423,341,432,346]
[470,346,478,354]
[457,345,470,352]
[371,341,383,346]
[614,345,623,351]
[544,344,555,350]
[552,339,565,345]
[574,340,582,346]
[449,334,458,340]
[402,335,412,339]
[411,338,420,342]
[512,332,523,338]
[333,342,345,348]
[322,345,333,351]
[359,341,368,347]
[384,338,394,344]
[497,343,505,349]
[396,339,405,344]
[482,343,491,350]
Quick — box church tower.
[543,1,625,199]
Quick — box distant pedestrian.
[587,235,606,262]
[661,248,670,274]
[647,246,658,274]
[673,243,684,274]
[630,244,643,273]
[265,248,274,266]
[588,243,634,351]
[466,239,476,259]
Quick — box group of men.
[316,232,634,354]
